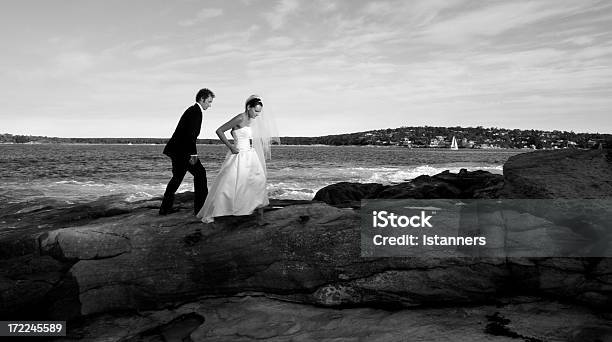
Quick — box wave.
[124,191,156,202]
[268,163,504,200]
[55,180,106,187]
[2,164,505,204]
[364,164,503,184]
[268,183,316,201]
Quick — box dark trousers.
[160,155,208,214]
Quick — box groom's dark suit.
[160,104,208,215]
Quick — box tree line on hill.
[1,126,610,149]
[278,126,610,149]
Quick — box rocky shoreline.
[1,148,611,341]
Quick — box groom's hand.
[189,155,198,165]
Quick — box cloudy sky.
[1,0,611,138]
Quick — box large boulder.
[313,169,504,205]
[376,169,503,199]
[313,182,387,205]
[502,149,612,198]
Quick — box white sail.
[451,136,459,150]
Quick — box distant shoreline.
[0,142,558,151]
[3,125,609,149]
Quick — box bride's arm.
[216,114,243,154]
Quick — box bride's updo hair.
[245,95,263,111]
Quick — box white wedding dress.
[197,126,269,223]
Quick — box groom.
[159,88,214,215]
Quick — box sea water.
[0,144,523,205]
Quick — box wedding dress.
[197,126,268,223]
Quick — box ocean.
[0,144,524,206]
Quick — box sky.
[1,0,611,138]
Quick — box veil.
[247,95,280,175]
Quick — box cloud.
[362,1,397,16]
[207,42,243,54]
[263,36,294,48]
[316,0,337,13]
[3,0,611,136]
[179,8,223,27]
[264,0,300,30]
[571,44,612,60]
[56,51,96,73]
[134,45,169,59]
[415,1,599,45]
[563,35,596,46]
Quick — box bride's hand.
[230,146,239,154]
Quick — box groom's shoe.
[159,207,180,216]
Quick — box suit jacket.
[163,104,202,158]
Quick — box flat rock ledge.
[60,296,612,342]
[1,148,611,341]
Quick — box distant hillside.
[2,126,610,149]
[279,126,610,149]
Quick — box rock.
[376,174,463,199]
[313,169,504,205]
[502,149,612,198]
[56,296,612,342]
[499,149,612,258]
[0,194,153,259]
[1,149,611,336]
[313,182,387,205]
[2,198,610,321]
[377,169,504,199]
[41,227,132,261]
[0,254,72,319]
[312,149,610,204]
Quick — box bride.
[197,95,279,224]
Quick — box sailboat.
[450,136,459,150]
